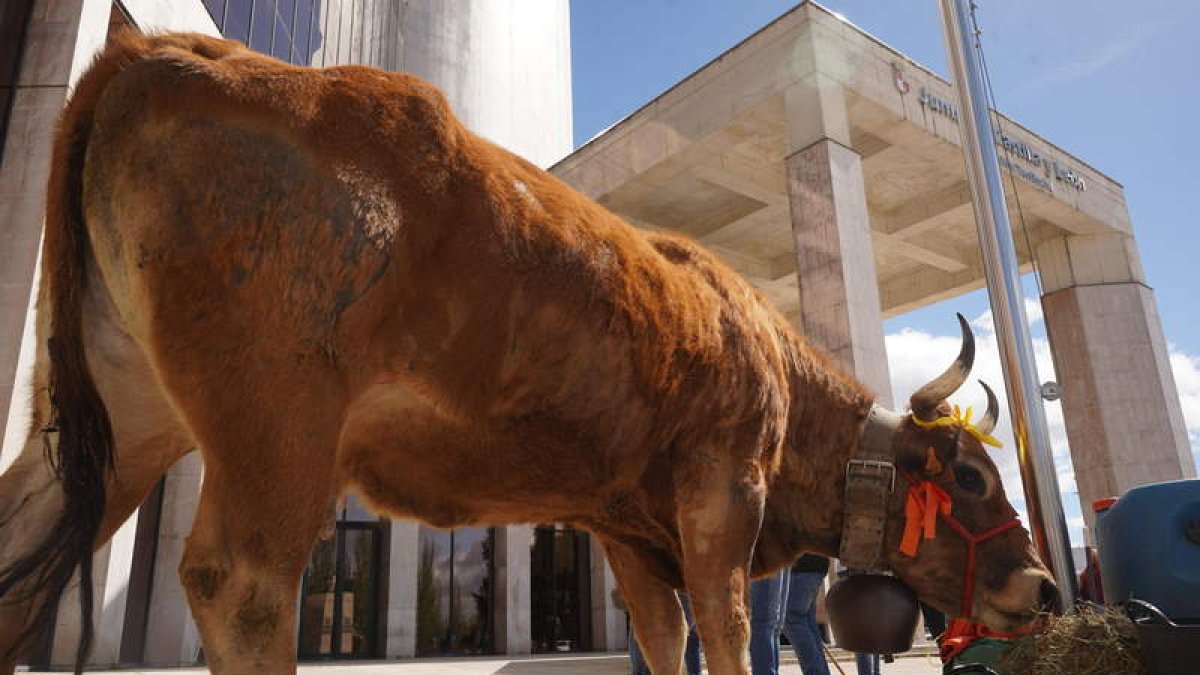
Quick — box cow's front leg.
[603,538,688,675]
[677,456,767,675]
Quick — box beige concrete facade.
[0,0,121,466]
[551,2,1191,540]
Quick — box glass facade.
[531,525,592,653]
[202,0,322,66]
[205,0,404,70]
[298,500,384,659]
[416,526,495,656]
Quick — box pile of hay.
[996,605,1146,675]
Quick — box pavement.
[25,650,945,675]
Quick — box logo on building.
[919,87,959,121]
[995,132,1087,192]
[891,61,911,94]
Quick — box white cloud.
[1016,19,1168,94]
[1169,348,1200,469]
[886,303,1200,548]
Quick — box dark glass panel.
[201,0,225,27]
[277,0,296,29]
[306,0,325,66]
[202,0,226,28]
[298,536,338,657]
[249,0,275,53]
[416,527,452,656]
[531,526,591,653]
[298,523,382,659]
[294,0,314,64]
[450,528,493,653]
[271,15,291,60]
[223,0,252,43]
[416,526,494,656]
[340,527,379,656]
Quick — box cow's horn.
[976,380,999,436]
[910,313,975,419]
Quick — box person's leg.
[782,571,830,675]
[919,601,946,640]
[748,569,786,675]
[629,619,650,675]
[855,653,876,675]
[680,593,703,675]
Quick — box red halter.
[896,467,1029,660]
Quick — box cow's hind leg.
[168,379,341,674]
[676,452,767,675]
[0,271,191,668]
[603,538,688,675]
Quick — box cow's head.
[881,315,1058,631]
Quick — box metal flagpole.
[935,0,1078,609]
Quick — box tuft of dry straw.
[997,605,1147,675]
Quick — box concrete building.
[0,0,1192,669]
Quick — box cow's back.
[81,32,792,522]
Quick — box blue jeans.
[782,570,830,675]
[855,652,882,675]
[749,569,789,675]
[629,593,701,675]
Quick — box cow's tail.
[0,35,147,674]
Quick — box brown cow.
[0,32,1056,674]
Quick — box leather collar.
[837,404,904,570]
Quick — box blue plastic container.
[1096,479,1200,621]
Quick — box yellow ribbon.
[911,404,1003,448]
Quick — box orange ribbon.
[899,480,952,557]
[938,617,1036,662]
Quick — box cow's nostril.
[1038,578,1061,614]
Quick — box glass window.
[298,523,382,658]
[277,0,296,29]
[293,0,315,64]
[202,0,226,28]
[249,0,275,53]
[417,526,494,656]
[223,0,252,43]
[271,14,291,60]
[531,525,592,652]
[304,0,325,66]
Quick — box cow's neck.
[752,338,880,575]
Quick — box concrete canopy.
[551,1,1132,325]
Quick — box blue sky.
[570,0,1200,547]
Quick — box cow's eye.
[953,463,986,496]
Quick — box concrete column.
[47,511,139,666]
[0,0,110,454]
[492,524,532,654]
[1037,233,1196,533]
[142,452,204,666]
[588,538,626,651]
[784,75,892,405]
[384,520,419,658]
